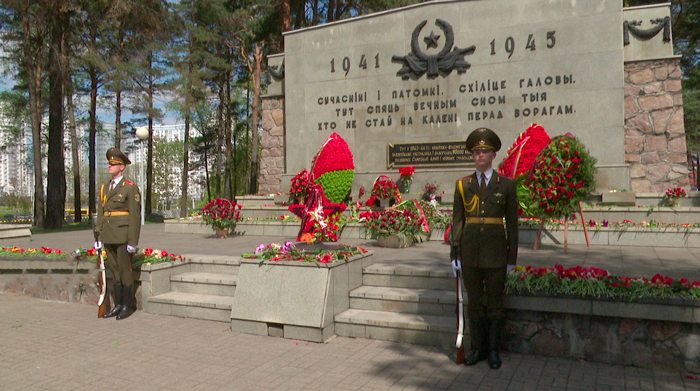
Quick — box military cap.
[465,127,502,152]
[106,147,131,165]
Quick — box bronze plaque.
[387,141,473,168]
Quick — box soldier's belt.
[103,211,130,217]
[466,217,503,225]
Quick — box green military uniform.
[96,147,141,320]
[451,128,518,369]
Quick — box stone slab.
[230,254,370,339]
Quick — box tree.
[0,0,50,228]
[44,0,70,229]
[151,136,184,211]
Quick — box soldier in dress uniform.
[450,128,518,369]
[95,147,141,320]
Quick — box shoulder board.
[124,180,135,186]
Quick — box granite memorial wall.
[260,1,684,198]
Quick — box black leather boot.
[117,284,135,320]
[465,318,487,366]
[102,283,123,318]
[487,319,503,369]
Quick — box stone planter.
[230,250,374,343]
[504,292,700,373]
[376,234,413,248]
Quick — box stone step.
[170,272,237,296]
[350,286,457,316]
[183,255,241,274]
[334,308,459,348]
[147,291,233,322]
[362,265,453,291]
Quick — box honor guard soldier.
[451,128,518,369]
[95,147,142,320]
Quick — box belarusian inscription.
[387,141,473,168]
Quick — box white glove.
[451,259,462,278]
[94,241,103,250]
[126,245,137,254]
[507,264,516,273]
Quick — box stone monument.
[260,0,686,198]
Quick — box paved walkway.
[2,223,700,390]
[2,293,700,391]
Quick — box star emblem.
[423,31,440,49]
[289,184,347,242]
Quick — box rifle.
[91,213,108,318]
[455,269,465,364]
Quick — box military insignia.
[135,194,140,202]
[124,180,134,186]
[479,140,485,145]
[494,192,503,198]
[392,19,476,80]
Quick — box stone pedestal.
[230,252,373,342]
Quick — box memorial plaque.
[387,141,473,168]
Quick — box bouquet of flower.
[399,166,415,181]
[201,198,242,230]
[300,212,345,242]
[0,246,65,258]
[242,241,367,264]
[131,248,186,267]
[360,200,429,243]
[371,175,401,201]
[498,123,551,179]
[664,187,687,206]
[525,134,597,219]
[290,170,310,198]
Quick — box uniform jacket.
[450,171,518,267]
[96,178,141,246]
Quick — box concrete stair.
[146,256,239,323]
[335,265,463,348]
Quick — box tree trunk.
[22,6,45,229]
[216,75,224,199]
[88,67,98,219]
[225,71,232,199]
[45,0,67,229]
[280,0,291,48]
[248,44,262,195]
[66,64,81,223]
[180,62,192,218]
[146,62,154,215]
[115,91,122,148]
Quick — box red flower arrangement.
[498,123,551,179]
[311,133,355,203]
[507,264,700,299]
[664,187,687,201]
[399,166,415,180]
[360,200,429,243]
[290,170,310,198]
[525,134,597,219]
[202,198,242,230]
[371,175,401,201]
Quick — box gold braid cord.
[458,180,479,213]
[100,184,107,207]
